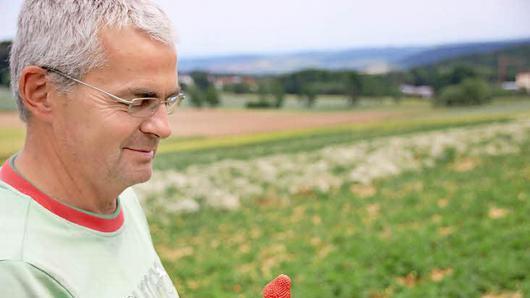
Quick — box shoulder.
[0,260,73,297]
[0,181,32,260]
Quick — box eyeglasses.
[42,66,185,118]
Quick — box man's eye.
[132,98,152,107]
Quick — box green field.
[149,141,530,297]
[140,100,530,297]
[1,95,530,297]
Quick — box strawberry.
[263,274,291,298]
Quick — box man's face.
[52,26,177,191]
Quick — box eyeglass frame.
[41,66,185,117]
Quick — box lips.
[125,148,153,153]
[123,147,156,159]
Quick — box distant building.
[400,84,434,99]
[500,81,518,91]
[213,75,257,90]
[516,72,530,92]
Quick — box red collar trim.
[0,159,124,233]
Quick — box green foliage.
[300,84,318,107]
[0,72,9,87]
[344,72,362,106]
[190,71,210,90]
[270,80,285,108]
[407,44,530,89]
[277,69,401,108]
[436,78,492,106]
[409,68,436,86]
[223,82,252,94]
[245,79,285,109]
[281,69,333,94]
[245,100,274,109]
[187,71,221,107]
[150,138,530,297]
[360,75,401,98]
[205,85,220,106]
[186,86,204,107]
[445,64,478,85]
[0,41,11,87]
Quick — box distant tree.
[257,82,268,102]
[187,86,204,107]
[446,65,477,85]
[190,71,210,90]
[359,75,382,97]
[188,71,221,107]
[459,78,492,105]
[245,79,285,109]
[435,78,492,107]
[205,85,220,107]
[226,82,251,94]
[344,72,362,106]
[0,72,9,87]
[300,84,317,108]
[270,80,285,108]
[0,41,11,87]
[409,68,433,86]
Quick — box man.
[0,0,182,297]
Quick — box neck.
[16,126,122,214]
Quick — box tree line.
[211,64,508,108]
[1,40,528,108]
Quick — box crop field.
[135,99,530,298]
[147,138,530,297]
[1,96,530,297]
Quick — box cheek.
[60,110,137,156]
[53,92,142,167]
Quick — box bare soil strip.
[0,109,405,137]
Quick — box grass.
[146,98,530,297]
[148,140,530,298]
[216,93,419,112]
[0,128,25,160]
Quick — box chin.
[126,167,153,186]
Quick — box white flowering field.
[139,111,530,297]
[138,120,530,214]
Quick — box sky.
[1,0,529,57]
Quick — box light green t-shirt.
[0,159,179,298]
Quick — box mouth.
[123,147,156,159]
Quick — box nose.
[139,104,172,139]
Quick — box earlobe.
[18,66,54,120]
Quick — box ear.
[18,66,55,122]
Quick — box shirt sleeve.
[0,260,73,298]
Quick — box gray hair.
[10,0,176,122]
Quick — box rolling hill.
[179,38,530,74]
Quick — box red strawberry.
[263,274,291,298]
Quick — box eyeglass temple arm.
[42,66,134,105]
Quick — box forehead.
[89,26,178,89]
